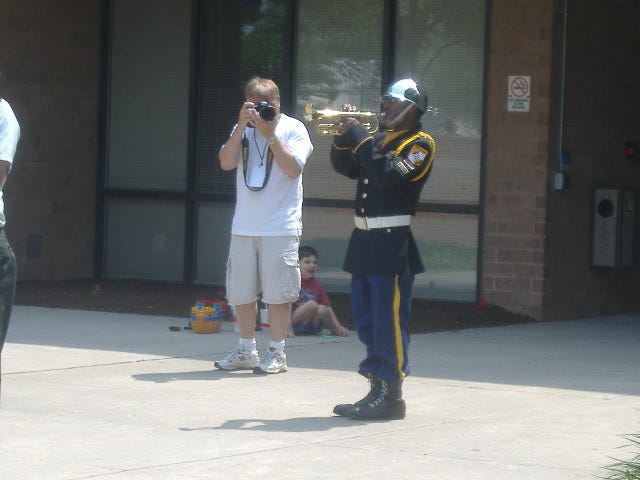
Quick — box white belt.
[355,215,411,230]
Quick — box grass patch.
[601,434,640,480]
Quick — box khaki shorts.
[226,235,301,306]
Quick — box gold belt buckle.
[355,216,368,230]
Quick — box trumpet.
[303,103,382,135]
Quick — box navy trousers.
[350,273,414,381]
[0,229,17,400]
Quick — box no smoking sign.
[508,75,531,112]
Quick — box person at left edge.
[215,77,313,374]
[0,76,20,401]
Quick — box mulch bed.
[15,278,535,333]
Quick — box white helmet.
[383,78,429,112]
[381,78,428,129]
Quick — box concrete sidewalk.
[1,305,639,479]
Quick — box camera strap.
[241,134,274,192]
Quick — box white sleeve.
[0,101,20,164]
[282,117,313,169]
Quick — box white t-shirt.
[0,98,20,227]
[230,113,313,236]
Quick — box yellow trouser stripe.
[392,276,406,378]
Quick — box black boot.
[333,375,382,417]
[345,377,406,420]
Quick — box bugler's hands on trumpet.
[333,104,359,135]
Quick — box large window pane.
[411,212,477,301]
[295,0,484,301]
[104,198,185,281]
[107,0,191,191]
[194,202,234,285]
[301,207,476,301]
[396,0,486,205]
[192,1,288,287]
[295,0,384,201]
[196,0,287,195]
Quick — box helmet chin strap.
[384,103,415,130]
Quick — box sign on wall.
[507,75,531,112]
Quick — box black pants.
[0,229,17,400]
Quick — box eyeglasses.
[381,95,403,105]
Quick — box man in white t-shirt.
[0,78,20,400]
[216,77,313,374]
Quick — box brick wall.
[482,0,556,319]
[541,0,640,319]
[0,0,101,280]
[484,0,640,321]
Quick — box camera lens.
[255,101,276,121]
[260,106,276,121]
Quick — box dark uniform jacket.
[330,122,435,275]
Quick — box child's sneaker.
[214,348,259,370]
[253,347,287,374]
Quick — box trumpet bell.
[303,103,381,135]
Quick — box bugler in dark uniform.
[330,78,435,420]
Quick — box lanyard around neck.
[242,131,274,191]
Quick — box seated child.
[288,246,349,337]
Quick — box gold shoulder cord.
[393,131,434,158]
[393,132,436,182]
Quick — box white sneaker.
[253,347,287,374]
[214,349,259,370]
